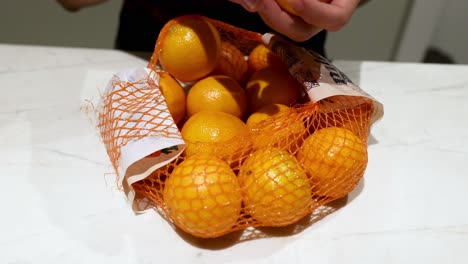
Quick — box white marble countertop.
[1,43,467,264]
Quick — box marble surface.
[1,43,468,264]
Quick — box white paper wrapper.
[262,33,384,124]
[96,67,185,212]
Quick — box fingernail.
[242,0,260,11]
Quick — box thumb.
[229,0,261,12]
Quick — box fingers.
[257,0,322,42]
[229,0,359,42]
[287,0,361,31]
[57,0,109,12]
[228,0,261,12]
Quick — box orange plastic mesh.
[98,75,182,175]
[102,15,375,239]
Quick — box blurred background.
[0,0,465,64]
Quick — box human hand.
[56,0,109,11]
[229,0,361,42]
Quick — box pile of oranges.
[141,15,369,238]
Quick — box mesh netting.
[131,96,372,238]
[99,15,377,239]
[98,73,182,175]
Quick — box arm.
[56,0,109,11]
[230,0,369,42]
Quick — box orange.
[245,66,302,112]
[239,147,312,226]
[247,44,287,75]
[211,41,248,85]
[296,127,368,199]
[315,96,372,139]
[186,75,247,118]
[323,109,370,140]
[276,0,300,15]
[247,104,305,153]
[180,111,251,159]
[158,72,186,124]
[246,103,290,128]
[163,155,242,238]
[157,15,221,82]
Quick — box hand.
[229,0,361,42]
[56,0,108,11]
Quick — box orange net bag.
[96,15,383,239]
